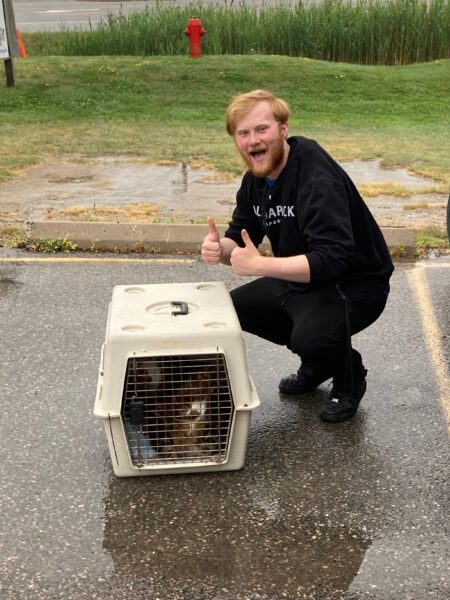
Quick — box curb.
[28,221,418,256]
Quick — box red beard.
[241,132,285,178]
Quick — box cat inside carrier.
[94,281,260,476]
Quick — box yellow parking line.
[0,256,194,264]
[407,266,450,432]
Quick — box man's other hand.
[230,229,262,276]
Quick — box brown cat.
[125,359,228,460]
[163,370,213,458]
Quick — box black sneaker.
[320,367,368,423]
[279,365,330,395]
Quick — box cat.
[162,369,213,458]
[126,358,227,460]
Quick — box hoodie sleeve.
[302,180,355,284]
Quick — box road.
[0,249,449,599]
[13,0,155,33]
[13,0,287,32]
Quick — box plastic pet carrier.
[94,281,260,477]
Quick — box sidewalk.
[1,155,447,255]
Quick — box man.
[201,90,394,423]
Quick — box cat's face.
[172,371,212,420]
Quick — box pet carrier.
[94,281,260,477]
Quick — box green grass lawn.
[0,55,449,186]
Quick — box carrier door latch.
[171,301,189,316]
[129,400,145,425]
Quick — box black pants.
[230,278,387,381]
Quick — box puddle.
[0,155,446,229]
[0,277,19,298]
[341,159,435,187]
[102,472,372,597]
[0,156,241,224]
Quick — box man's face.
[234,101,289,179]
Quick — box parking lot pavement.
[0,250,449,599]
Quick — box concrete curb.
[28,221,418,256]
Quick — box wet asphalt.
[0,250,449,600]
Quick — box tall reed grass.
[27,0,450,65]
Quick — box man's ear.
[280,122,289,139]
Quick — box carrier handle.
[171,301,189,316]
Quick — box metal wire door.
[121,353,235,467]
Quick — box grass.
[47,202,161,222]
[29,237,77,253]
[0,54,448,251]
[23,0,450,65]
[416,227,449,253]
[0,55,449,188]
[0,227,27,248]
[358,183,446,198]
[403,201,430,210]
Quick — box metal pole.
[4,56,14,85]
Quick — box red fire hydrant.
[183,18,206,58]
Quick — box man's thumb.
[241,229,253,247]
[207,216,219,241]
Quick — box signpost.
[1,0,19,86]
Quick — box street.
[0,250,449,599]
[13,0,290,33]
[13,0,156,33]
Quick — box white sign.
[0,0,9,60]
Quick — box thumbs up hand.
[207,216,220,243]
[201,216,222,264]
[230,229,262,276]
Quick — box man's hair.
[225,89,291,136]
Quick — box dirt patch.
[0,155,447,230]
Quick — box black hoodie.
[224,136,394,293]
